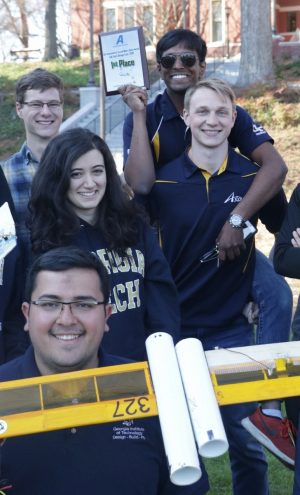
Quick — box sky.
[0,0,71,63]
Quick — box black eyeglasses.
[200,245,219,266]
[159,53,198,69]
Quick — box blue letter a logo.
[116,35,124,45]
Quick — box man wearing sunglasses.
[147,78,290,495]
[1,68,64,247]
[121,28,287,206]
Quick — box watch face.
[230,214,243,227]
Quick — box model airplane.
[0,337,299,440]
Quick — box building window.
[212,0,222,42]
[287,12,297,32]
[143,6,153,46]
[124,6,134,28]
[105,8,116,32]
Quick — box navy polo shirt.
[0,347,209,495]
[123,89,273,168]
[148,147,282,335]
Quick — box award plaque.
[99,27,150,95]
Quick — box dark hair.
[16,68,64,103]
[25,246,110,303]
[156,29,207,64]
[28,128,144,255]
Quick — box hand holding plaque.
[118,84,148,112]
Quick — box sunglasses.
[200,245,220,267]
[159,53,198,69]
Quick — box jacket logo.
[224,192,242,203]
[253,123,266,136]
[112,422,146,441]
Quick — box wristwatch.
[228,213,246,228]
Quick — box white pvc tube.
[176,338,228,458]
[146,332,201,486]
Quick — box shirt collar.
[159,90,182,121]
[183,146,241,178]
[20,143,39,166]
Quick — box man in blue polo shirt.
[120,28,293,462]
[0,246,209,495]
[148,79,291,494]
[120,28,291,342]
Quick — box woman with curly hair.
[28,127,179,360]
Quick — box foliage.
[238,93,300,129]
[275,59,300,80]
[0,95,24,151]
[234,67,300,130]
[0,58,99,93]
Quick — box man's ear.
[22,302,30,332]
[231,110,237,128]
[16,102,24,120]
[199,61,206,79]
[104,304,112,333]
[157,62,161,74]
[183,108,190,127]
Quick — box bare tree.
[0,0,46,60]
[44,0,58,60]
[0,0,30,48]
[237,0,273,87]
[147,0,185,44]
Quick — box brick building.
[70,0,300,59]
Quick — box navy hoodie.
[69,218,180,360]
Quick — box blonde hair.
[184,78,236,112]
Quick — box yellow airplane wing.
[0,341,300,439]
[206,341,300,405]
[0,361,157,439]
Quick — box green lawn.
[204,451,293,494]
[0,58,99,93]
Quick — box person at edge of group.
[0,246,209,495]
[273,184,300,495]
[0,68,64,250]
[274,185,300,344]
[146,78,291,494]
[119,28,293,460]
[0,169,28,363]
[27,127,180,361]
